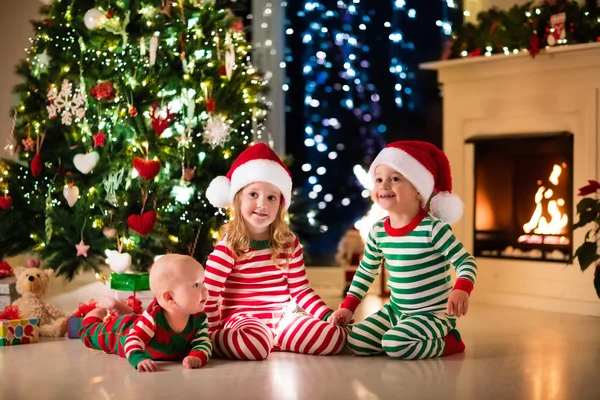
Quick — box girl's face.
[373,164,420,214]
[239,182,281,238]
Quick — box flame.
[521,164,568,238]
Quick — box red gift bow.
[72,299,98,318]
[127,296,143,314]
[0,305,22,320]
[0,261,13,279]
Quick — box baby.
[79,254,212,372]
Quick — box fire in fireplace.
[467,132,573,262]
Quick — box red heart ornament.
[127,210,157,236]
[0,196,12,210]
[133,157,161,181]
[31,154,43,177]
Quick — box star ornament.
[94,131,107,148]
[75,240,90,257]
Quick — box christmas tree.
[0,0,266,280]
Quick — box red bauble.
[219,65,227,78]
[206,97,216,114]
[31,154,43,177]
[133,157,161,181]
[106,10,114,19]
[129,105,138,117]
[0,196,12,210]
[127,210,157,236]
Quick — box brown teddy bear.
[12,266,68,338]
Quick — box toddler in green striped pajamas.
[331,141,477,360]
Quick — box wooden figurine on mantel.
[335,227,365,297]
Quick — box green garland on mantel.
[448,0,600,59]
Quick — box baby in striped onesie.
[332,141,478,360]
[203,143,348,360]
[79,254,212,371]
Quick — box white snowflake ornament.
[202,114,231,149]
[47,80,88,126]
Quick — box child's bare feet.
[97,295,134,316]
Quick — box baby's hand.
[137,359,158,372]
[447,290,469,318]
[182,356,204,369]
[328,309,354,327]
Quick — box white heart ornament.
[73,152,99,174]
[63,185,79,207]
[106,250,132,273]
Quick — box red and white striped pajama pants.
[211,313,348,360]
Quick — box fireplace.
[467,132,573,262]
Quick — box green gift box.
[110,272,150,292]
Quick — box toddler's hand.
[182,356,204,369]
[329,309,354,327]
[447,290,469,318]
[137,359,158,372]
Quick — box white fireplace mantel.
[421,43,600,316]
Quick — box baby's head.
[149,254,207,315]
[369,140,464,223]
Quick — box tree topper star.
[75,240,90,257]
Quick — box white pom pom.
[430,192,464,224]
[205,176,231,208]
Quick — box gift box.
[67,317,83,339]
[0,276,18,310]
[110,272,150,292]
[0,306,40,346]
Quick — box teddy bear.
[12,265,68,338]
[335,227,365,297]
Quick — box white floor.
[2,284,600,399]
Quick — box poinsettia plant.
[572,180,600,298]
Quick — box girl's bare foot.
[97,295,134,316]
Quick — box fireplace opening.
[466,132,573,262]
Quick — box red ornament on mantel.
[31,154,43,177]
[133,157,161,181]
[127,210,157,236]
[0,196,12,210]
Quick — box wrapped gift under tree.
[0,262,18,310]
[67,299,98,339]
[0,305,40,346]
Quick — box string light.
[296,0,384,216]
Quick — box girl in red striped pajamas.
[204,143,348,361]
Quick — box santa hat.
[205,143,292,210]
[369,140,463,223]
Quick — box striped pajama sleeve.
[188,318,213,366]
[123,310,157,368]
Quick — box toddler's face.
[172,263,208,315]
[373,165,419,213]
[239,182,281,235]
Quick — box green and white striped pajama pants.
[348,303,456,360]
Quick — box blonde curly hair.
[219,190,295,268]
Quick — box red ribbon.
[127,296,143,314]
[0,261,13,279]
[72,299,98,317]
[0,305,22,320]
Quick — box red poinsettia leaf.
[132,157,161,181]
[578,180,600,196]
[0,197,12,210]
[127,210,157,236]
